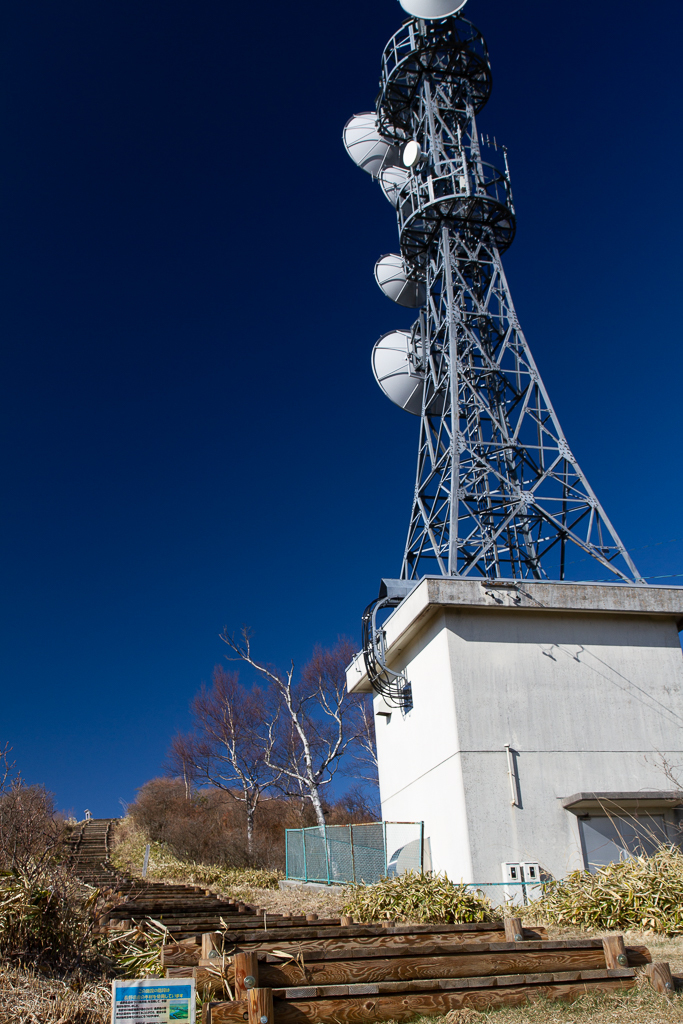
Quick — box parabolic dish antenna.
[375,254,426,308]
[379,165,409,208]
[372,330,424,416]
[343,113,399,177]
[398,0,468,18]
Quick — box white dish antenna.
[343,113,399,177]
[379,164,410,208]
[375,254,426,308]
[372,330,424,416]
[398,0,468,18]
[402,140,422,168]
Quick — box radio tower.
[344,1,641,585]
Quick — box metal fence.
[286,821,423,884]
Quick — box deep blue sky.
[1,0,682,818]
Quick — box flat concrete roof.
[347,578,683,693]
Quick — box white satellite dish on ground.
[379,164,410,207]
[372,330,424,416]
[398,0,468,17]
[343,113,399,177]
[375,254,426,308]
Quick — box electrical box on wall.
[501,861,522,903]
[521,861,542,901]
[502,861,542,904]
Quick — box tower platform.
[346,579,683,888]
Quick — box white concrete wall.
[375,610,472,883]
[375,603,683,885]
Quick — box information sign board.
[111,978,196,1023]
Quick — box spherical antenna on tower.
[398,0,468,19]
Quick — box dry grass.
[0,962,110,1024]
[419,980,683,1021]
[110,818,282,895]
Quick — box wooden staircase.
[66,818,120,887]
[182,925,650,1022]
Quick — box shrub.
[0,864,100,970]
[111,818,281,895]
[0,782,65,876]
[524,845,683,933]
[342,871,493,924]
[128,777,379,872]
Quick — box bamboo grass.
[341,871,493,923]
[522,845,683,934]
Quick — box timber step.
[162,926,545,967]
[268,967,637,998]
[205,975,637,1023]
[185,924,648,1022]
[161,923,548,967]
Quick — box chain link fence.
[286,822,423,884]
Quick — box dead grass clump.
[105,919,170,978]
[522,846,683,934]
[0,962,110,1024]
[0,866,100,971]
[342,871,494,924]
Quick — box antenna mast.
[345,14,641,584]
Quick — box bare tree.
[0,742,14,792]
[0,761,65,879]
[221,630,362,828]
[0,744,64,877]
[346,697,379,785]
[168,667,276,857]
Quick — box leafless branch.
[220,630,368,827]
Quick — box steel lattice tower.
[345,14,641,585]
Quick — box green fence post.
[302,828,307,883]
[350,825,356,883]
[325,824,330,885]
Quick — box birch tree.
[168,667,275,858]
[346,697,379,785]
[220,630,360,828]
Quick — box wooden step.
[178,929,649,1023]
[270,966,637,999]
[205,973,637,1023]
[160,927,547,968]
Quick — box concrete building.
[346,578,683,890]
